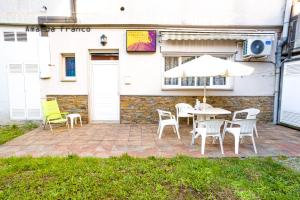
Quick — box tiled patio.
[0,123,300,158]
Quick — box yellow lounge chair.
[42,99,69,133]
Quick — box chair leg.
[219,135,224,154]
[222,131,226,141]
[201,135,206,154]
[79,116,83,127]
[191,131,195,145]
[254,125,258,137]
[212,137,217,144]
[187,118,189,125]
[251,135,257,154]
[158,125,164,139]
[172,126,176,134]
[49,122,53,133]
[70,117,74,129]
[66,121,69,129]
[175,124,180,139]
[234,135,239,154]
[157,124,160,135]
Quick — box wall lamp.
[100,34,107,46]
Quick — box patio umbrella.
[164,54,254,106]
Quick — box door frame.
[88,50,120,123]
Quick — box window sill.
[161,86,233,91]
[61,77,76,82]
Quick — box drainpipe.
[273,0,293,124]
[38,0,77,24]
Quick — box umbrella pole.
[203,77,206,111]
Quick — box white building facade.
[0,0,290,124]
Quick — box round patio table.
[187,107,231,121]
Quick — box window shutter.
[3,32,15,41]
[16,32,27,42]
[25,64,39,73]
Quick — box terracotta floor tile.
[0,123,299,158]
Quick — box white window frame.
[61,53,76,82]
[161,54,234,90]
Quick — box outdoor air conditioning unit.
[242,39,273,57]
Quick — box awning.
[160,32,275,41]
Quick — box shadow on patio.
[0,123,299,158]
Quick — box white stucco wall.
[41,29,275,97]
[0,0,71,24]
[0,0,286,26]
[0,26,41,123]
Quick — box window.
[3,32,15,41]
[16,32,27,42]
[61,54,76,81]
[163,55,233,90]
[3,32,27,42]
[164,57,179,85]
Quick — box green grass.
[0,155,299,200]
[0,122,38,145]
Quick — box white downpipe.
[273,0,293,124]
[203,78,207,111]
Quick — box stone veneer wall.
[47,95,89,123]
[120,96,274,124]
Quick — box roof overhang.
[160,31,276,41]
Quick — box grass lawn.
[0,155,299,200]
[0,122,38,145]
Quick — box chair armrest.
[224,120,242,127]
[232,110,247,120]
[160,111,174,119]
[61,112,69,116]
[160,110,172,116]
[45,113,63,120]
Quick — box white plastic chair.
[193,120,224,154]
[232,108,260,137]
[175,103,194,127]
[223,119,257,154]
[157,109,180,139]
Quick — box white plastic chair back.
[157,109,166,121]
[232,119,256,134]
[233,108,260,120]
[198,120,224,134]
[175,103,193,117]
[245,108,260,119]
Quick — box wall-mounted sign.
[126,30,156,52]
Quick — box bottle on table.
[195,99,201,110]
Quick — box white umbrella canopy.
[164,54,254,106]
[164,54,254,78]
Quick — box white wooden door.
[8,64,26,119]
[91,61,120,122]
[8,63,41,120]
[279,61,300,128]
[24,64,41,119]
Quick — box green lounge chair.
[42,99,69,133]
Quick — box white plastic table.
[187,108,231,119]
[187,108,231,144]
[67,113,82,128]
